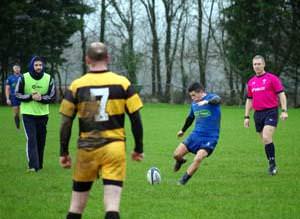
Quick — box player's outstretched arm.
[197,95,221,106]
[208,95,221,105]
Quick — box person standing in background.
[15,56,55,172]
[5,64,22,129]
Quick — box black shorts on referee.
[254,107,278,133]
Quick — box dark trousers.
[22,114,48,170]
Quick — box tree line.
[0,0,93,102]
[1,0,299,106]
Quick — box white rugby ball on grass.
[147,167,161,184]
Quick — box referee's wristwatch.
[281,109,287,113]
[244,116,250,119]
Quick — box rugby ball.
[147,167,161,184]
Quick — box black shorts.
[254,108,278,133]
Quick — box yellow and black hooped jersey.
[59,71,143,148]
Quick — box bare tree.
[80,12,87,75]
[100,0,107,42]
[162,0,186,102]
[140,0,162,96]
[210,1,241,104]
[197,0,204,86]
[288,0,300,106]
[197,0,216,87]
[179,3,189,101]
[109,0,138,84]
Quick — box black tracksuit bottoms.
[22,114,49,171]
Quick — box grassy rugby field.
[0,104,299,219]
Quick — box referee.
[244,55,288,175]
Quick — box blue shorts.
[183,132,218,156]
[254,108,278,133]
[10,95,20,107]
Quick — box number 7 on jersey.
[90,88,109,121]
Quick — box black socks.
[105,211,120,219]
[265,142,276,165]
[66,211,120,219]
[66,212,81,219]
[14,115,20,129]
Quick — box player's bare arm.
[244,98,252,128]
[5,85,11,105]
[278,92,288,121]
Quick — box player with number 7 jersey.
[60,71,143,148]
[59,42,144,219]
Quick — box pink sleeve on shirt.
[247,79,253,98]
[270,73,284,93]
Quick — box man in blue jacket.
[15,56,55,172]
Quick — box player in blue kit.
[173,82,221,185]
[5,64,22,129]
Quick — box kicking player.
[173,82,221,185]
[244,55,288,175]
[5,64,22,129]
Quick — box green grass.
[0,104,299,219]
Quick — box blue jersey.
[6,74,22,96]
[188,93,221,139]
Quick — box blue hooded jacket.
[28,56,45,80]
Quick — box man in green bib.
[15,56,55,172]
